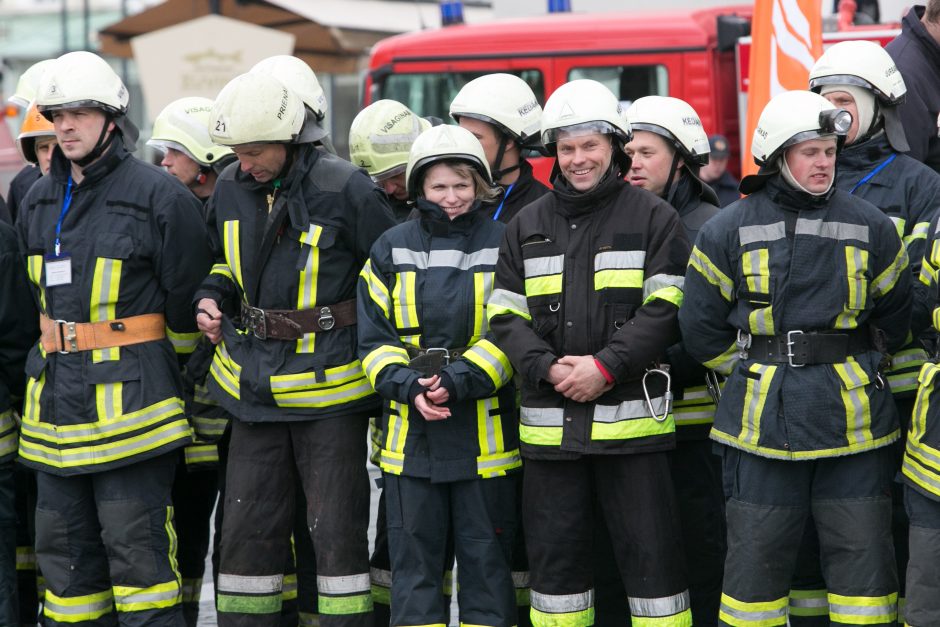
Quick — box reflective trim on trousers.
[718,593,787,626]
[788,589,828,617]
[44,588,114,623]
[530,589,593,613]
[628,590,691,618]
[828,592,898,625]
[113,580,181,612]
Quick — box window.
[568,65,668,107]
[380,69,545,122]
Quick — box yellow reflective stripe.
[838,246,869,330]
[463,339,513,389]
[520,424,562,446]
[362,346,410,387]
[209,342,241,400]
[530,608,594,627]
[788,589,829,617]
[113,580,181,612]
[748,304,775,336]
[16,545,36,570]
[0,409,17,459]
[910,363,940,442]
[223,220,244,290]
[902,441,940,498]
[904,220,930,246]
[296,235,319,354]
[918,257,935,288]
[21,396,185,439]
[166,328,201,355]
[361,260,391,319]
[23,372,44,425]
[393,271,419,330]
[470,271,492,344]
[272,376,375,408]
[210,262,233,281]
[704,341,739,376]
[282,573,298,601]
[184,444,219,466]
[710,427,899,460]
[477,397,501,457]
[739,364,777,447]
[181,578,203,604]
[27,254,47,310]
[689,246,732,302]
[166,505,181,588]
[526,274,563,296]
[828,592,897,625]
[934,307,940,334]
[594,268,642,290]
[90,257,122,417]
[591,414,675,440]
[269,360,368,391]
[384,401,409,457]
[743,249,770,295]
[871,245,907,298]
[834,359,873,447]
[644,285,683,308]
[718,593,787,626]
[487,288,531,322]
[318,593,372,615]
[44,588,114,623]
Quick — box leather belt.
[745,328,872,367]
[406,346,468,377]
[240,299,357,340]
[40,313,166,354]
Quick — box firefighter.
[680,89,911,627]
[357,123,519,627]
[624,95,724,627]
[349,99,430,223]
[488,79,692,627]
[6,59,55,224]
[450,73,549,223]
[699,135,740,208]
[145,96,235,626]
[16,101,58,177]
[15,50,211,626]
[194,72,395,627]
[0,215,39,627]
[781,40,940,625]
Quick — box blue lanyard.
[492,182,515,221]
[850,153,897,195]
[54,176,74,256]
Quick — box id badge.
[45,254,72,287]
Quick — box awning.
[99,0,492,75]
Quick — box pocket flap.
[85,351,141,383]
[95,233,135,260]
[834,361,872,390]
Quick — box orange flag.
[743,0,823,176]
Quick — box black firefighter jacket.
[358,200,519,482]
[680,174,911,460]
[487,159,550,224]
[16,140,212,475]
[488,171,691,460]
[194,143,396,422]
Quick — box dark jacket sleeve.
[488,218,559,386]
[346,172,397,265]
[869,217,913,354]
[0,224,38,408]
[595,205,690,382]
[440,329,513,403]
[193,192,239,309]
[908,173,940,336]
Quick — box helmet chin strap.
[490,134,521,181]
[74,114,114,168]
[660,151,681,201]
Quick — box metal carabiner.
[704,370,723,404]
[643,367,673,423]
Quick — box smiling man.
[680,90,911,627]
[488,79,692,627]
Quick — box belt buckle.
[55,319,78,354]
[318,306,335,331]
[425,347,451,366]
[786,329,805,367]
[244,305,267,340]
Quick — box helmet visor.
[371,163,406,183]
[542,121,621,146]
[147,138,201,164]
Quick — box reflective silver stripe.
[795,219,869,243]
[270,363,366,391]
[629,591,690,617]
[719,601,786,622]
[45,595,114,617]
[217,573,283,594]
[317,573,371,594]
[524,255,564,277]
[114,587,180,605]
[520,407,564,427]
[391,247,499,270]
[594,250,645,271]
[22,399,182,440]
[19,419,191,465]
[274,378,374,407]
[643,273,684,298]
[488,289,529,316]
[789,597,828,609]
[370,567,392,588]
[829,602,894,617]
[482,397,498,455]
[512,571,531,588]
[594,399,663,423]
[465,345,511,386]
[739,222,786,245]
[893,350,929,366]
[530,589,594,613]
[478,452,521,472]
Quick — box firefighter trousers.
[523,453,692,627]
[15,464,41,626]
[170,455,218,627]
[34,452,183,627]
[719,446,898,627]
[1,459,16,625]
[384,472,518,627]
[902,485,940,627]
[216,417,372,627]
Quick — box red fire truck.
[364,4,900,181]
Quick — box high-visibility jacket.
[488,172,690,460]
[681,174,911,460]
[0,221,38,463]
[902,214,940,498]
[357,199,519,482]
[666,173,721,440]
[16,141,212,475]
[194,143,396,422]
[836,132,940,397]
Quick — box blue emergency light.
[440,1,465,26]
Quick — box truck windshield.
[569,64,668,106]
[379,70,544,121]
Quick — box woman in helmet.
[624,95,725,627]
[357,124,520,627]
[450,73,550,223]
[680,90,910,626]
